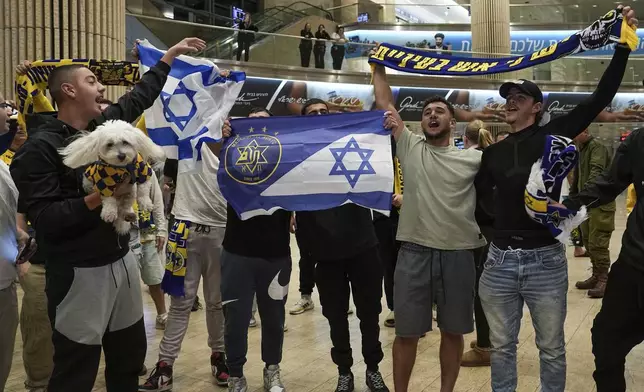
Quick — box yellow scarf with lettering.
[14,59,139,128]
[162,220,190,296]
[369,9,638,77]
[393,157,403,196]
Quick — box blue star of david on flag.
[160,81,197,132]
[329,138,376,188]
[137,39,246,174]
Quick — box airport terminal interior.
[1,0,643,391]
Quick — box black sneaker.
[139,364,148,377]
[335,372,354,392]
[211,352,230,386]
[192,295,202,312]
[366,369,389,392]
[139,361,173,391]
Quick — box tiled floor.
[5,197,643,392]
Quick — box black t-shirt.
[475,45,630,249]
[222,204,292,258]
[296,204,377,261]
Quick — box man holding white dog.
[10,37,206,392]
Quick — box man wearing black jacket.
[475,7,635,391]
[295,98,390,392]
[10,37,205,392]
[562,129,644,392]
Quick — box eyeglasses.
[0,103,11,109]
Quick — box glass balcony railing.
[323,2,636,26]
[127,13,644,85]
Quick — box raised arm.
[563,130,637,211]
[549,44,631,139]
[372,62,404,141]
[102,37,207,124]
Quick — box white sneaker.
[155,313,168,330]
[283,321,288,332]
[228,376,248,392]
[263,365,285,392]
[250,314,258,328]
[289,297,314,315]
[384,311,395,328]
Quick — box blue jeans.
[479,243,568,392]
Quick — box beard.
[423,127,450,141]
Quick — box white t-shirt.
[331,33,346,43]
[395,128,486,250]
[172,146,227,227]
[0,161,18,290]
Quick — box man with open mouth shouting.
[475,5,636,391]
[371,49,487,392]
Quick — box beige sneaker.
[155,313,168,330]
[384,311,395,328]
[289,296,314,315]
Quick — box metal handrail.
[127,13,644,61]
[197,1,334,59]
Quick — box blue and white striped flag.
[137,40,246,173]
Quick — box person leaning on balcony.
[299,23,314,67]
[236,13,258,62]
[314,24,331,69]
[330,26,347,70]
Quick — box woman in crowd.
[236,13,258,62]
[462,120,495,367]
[330,26,347,70]
[299,23,314,68]
[314,24,330,69]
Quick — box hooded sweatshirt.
[9,61,169,268]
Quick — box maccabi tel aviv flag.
[218,111,394,220]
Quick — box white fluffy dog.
[60,120,166,234]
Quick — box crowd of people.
[234,14,349,71]
[299,23,347,70]
[0,5,642,392]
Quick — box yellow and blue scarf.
[369,8,639,77]
[393,157,403,196]
[162,220,190,296]
[525,135,587,243]
[84,153,152,197]
[14,59,139,128]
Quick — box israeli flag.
[218,111,394,220]
[137,40,246,173]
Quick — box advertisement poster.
[230,77,644,124]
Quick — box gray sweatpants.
[159,224,225,364]
[0,283,18,392]
[221,250,291,377]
